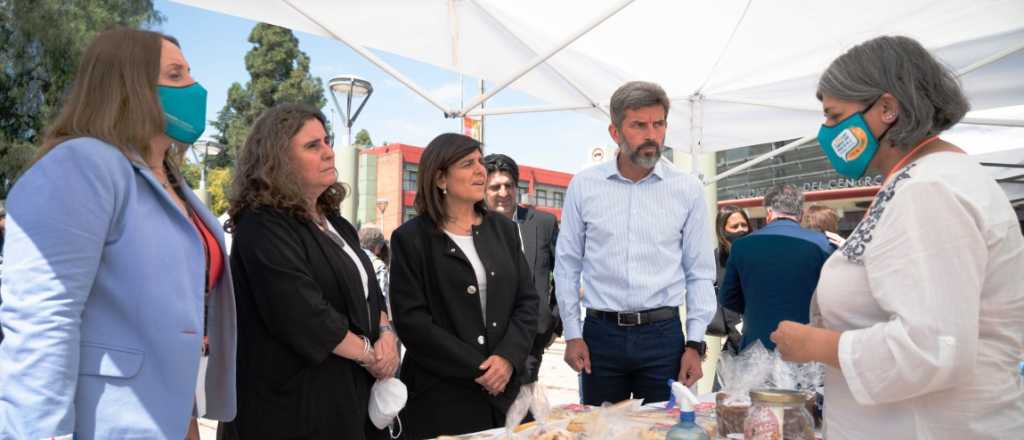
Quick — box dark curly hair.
[226,103,347,231]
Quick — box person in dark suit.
[719,184,833,351]
[223,104,398,440]
[389,134,538,439]
[482,153,560,384]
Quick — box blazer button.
[490,271,495,277]
[450,247,457,253]
[477,335,485,345]
[492,322,497,327]
[467,285,477,295]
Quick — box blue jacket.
[0,138,237,439]
[719,219,832,350]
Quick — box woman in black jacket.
[223,104,398,439]
[712,205,750,355]
[389,133,538,439]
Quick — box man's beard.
[621,139,663,169]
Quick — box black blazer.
[516,206,560,336]
[227,208,386,440]
[389,211,538,439]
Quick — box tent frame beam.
[452,0,635,118]
[468,0,610,117]
[706,136,816,186]
[282,0,454,115]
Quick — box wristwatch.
[685,341,707,357]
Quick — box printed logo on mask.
[831,127,869,162]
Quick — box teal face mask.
[158,83,207,144]
[816,99,891,179]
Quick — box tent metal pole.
[466,103,599,117]
[956,39,1024,77]
[282,0,453,115]
[468,0,610,117]
[454,0,636,117]
[689,94,704,177]
[960,117,1024,127]
[707,135,816,186]
[700,96,818,113]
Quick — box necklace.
[445,217,476,234]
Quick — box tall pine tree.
[210,23,325,167]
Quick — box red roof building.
[357,144,572,238]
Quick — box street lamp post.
[376,198,388,232]
[190,140,222,207]
[328,75,373,221]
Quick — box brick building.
[356,144,573,238]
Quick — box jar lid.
[748,389,807,404]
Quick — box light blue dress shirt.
[554,158,717,342]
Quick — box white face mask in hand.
[369,378,407,438]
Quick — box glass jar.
[743,389,814,440]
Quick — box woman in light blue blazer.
[0,28,236,439]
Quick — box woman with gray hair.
[770,35,1024,438]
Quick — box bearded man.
[554,81,716,404]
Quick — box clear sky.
[152,0,613,174]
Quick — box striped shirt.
[554,157,717,342]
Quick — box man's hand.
[368,331,399,379]
[563,338,591,374]
[678,347,703,387]
[476,355,513,395]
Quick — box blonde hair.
[801,205,840,233]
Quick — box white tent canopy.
[173,0,1024,155]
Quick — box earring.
[442,187,447,195]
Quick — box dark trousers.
[580,315,684,405]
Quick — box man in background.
[483,153,560,385]
[719,184,833,350]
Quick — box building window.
[404,207,417,222]
[403,163,418,191]
[553,191,564,208]
[518,181,529,202]
[536,189,548,207]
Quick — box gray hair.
[817,35,969,149]
[358,226,386,251]
[610,81,670,129]
[763,184,804,217]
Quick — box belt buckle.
[617,312,641,326]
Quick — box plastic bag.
[505,384,534,437]
[717,340,774,406]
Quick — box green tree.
[210,23,325,168]
[353,128,373,147]
[0,0,163,196]
[206,167,232,216]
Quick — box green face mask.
[158,83,207,144]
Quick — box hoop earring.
[442,187,447,195]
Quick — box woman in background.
[802,204,845,248]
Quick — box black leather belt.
[586,306,678,327]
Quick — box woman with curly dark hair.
[222,103,397,439]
